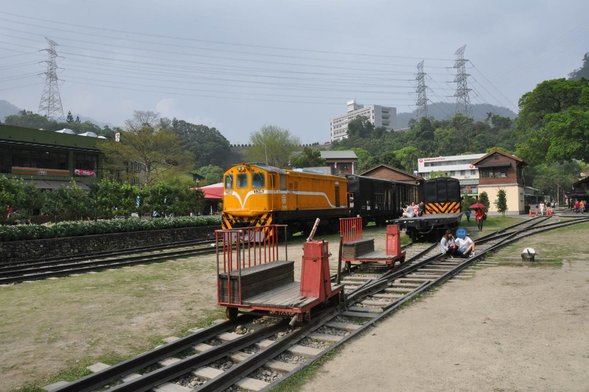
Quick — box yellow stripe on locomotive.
[222,163,348,229]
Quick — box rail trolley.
[216,224,343,323]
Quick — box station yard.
[0,217,587,391]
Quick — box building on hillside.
[320,150,357,175]
[0,124,103,190]
[417,153,485,196]
[471,150,527,215]
[330,100,396,142]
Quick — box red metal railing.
[216,225,288,305]
[339,217,363,243]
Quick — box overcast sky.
[1,0,587,143]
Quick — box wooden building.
[471,150,527,215]
[360,164,422,185]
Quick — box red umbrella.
[469,202,485,209]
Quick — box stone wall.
[0,225,216,265]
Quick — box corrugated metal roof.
[320,150,357,159]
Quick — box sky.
[0,0,587,144]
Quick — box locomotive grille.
[222,212,273,229]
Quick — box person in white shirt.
[455,235,475,257]
[402,202,416,218]
[440,230,458,256]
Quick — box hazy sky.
[1,1,587,143]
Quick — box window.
[237,173,248,188]
[75,153,97,171]
[12,148,68,170]
[252,172,265,188]
[224,174,233,190]
[480,168,507,178]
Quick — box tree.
[140,182,203,217]
[291,147,325,168]
[516,78,589,165]
[495,189,507,215]
[527,161,580,203]
[4,110,53,129]
[478,192,490,211]
[93,179,140,218]
[394,146,421,173]
[42,181,92,221]
[247,125,300,168]
[124,110,161,132]
[99,113,194,185]
[0,176,42,223]
[170,120,231,168]
[347,117,375,138]
[196,165,225,185]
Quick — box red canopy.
[195,182,224,200]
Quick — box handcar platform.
[243,281,344,310]
[340,218,405,267]
[216,225,343,321]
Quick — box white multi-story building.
[417,153,485,196]
[330,100,396,142]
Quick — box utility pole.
[415,60,428,119]
[453,45,471,116]
[39,37,65,120]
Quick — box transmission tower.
[415,60,428,119]
[39,37,64,120]
[453,44,471,116]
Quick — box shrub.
[0,215,221,241]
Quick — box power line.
[0,11,455,63]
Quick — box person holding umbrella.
[469,202,486,232]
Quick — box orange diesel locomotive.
[222,163,349,233]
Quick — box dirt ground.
[1,220,588,391]
[302,223,589,392]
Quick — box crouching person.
[440,230,458,257]
[455,234,475,257]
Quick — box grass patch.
[11,308,226,392]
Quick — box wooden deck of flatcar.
[243,282,343,309]
[394,212,462,225]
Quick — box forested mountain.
[396,102,517,129]
[0,100,109,127]
[569,52,589,80]
[0,100,19,122]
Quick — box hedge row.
[0,215,221,241]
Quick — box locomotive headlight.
[238,166,244,172]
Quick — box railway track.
[50,215,589,392]
[0,239,216,284]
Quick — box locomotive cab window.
[237,173,248,188]
[224,175,234,190]
[252,172,265,188]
